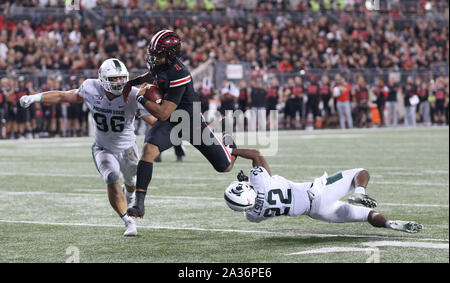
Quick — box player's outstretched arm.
[19,89,83,108]
[231,148,271,176]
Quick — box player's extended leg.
[127,120,172,218]
[308,168,373,221]
[127,142,160,218]
[347,169,378,208]
[367,210,423,233]
[193,122,235,173]
[92,144,137,236]
[119,144,140,208]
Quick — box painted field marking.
[0,219,447,243]
[1,190,448,208]
[362,241,449,249]
[285,241,448,257]
[0,171,448,188]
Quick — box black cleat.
[222,133,236,149]
[127,205,145,218]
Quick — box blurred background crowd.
[0,0,448,139]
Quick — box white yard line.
[285,241,449,256]
[0,190,448,208]
[0,171,448,187]
[0,219,447,243]
[362,241,449,249]
[286,247,378,256]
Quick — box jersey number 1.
[93,113,125,132]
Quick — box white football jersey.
[244,166,311,223]
[78,79,149,153]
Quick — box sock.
[120,213,133,224]
[355,186,366,195]
[136,160,153,191]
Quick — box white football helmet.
[224,181,257,212]
[98,58,129,96]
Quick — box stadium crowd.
[0,0,448,138]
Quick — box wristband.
[136,94,148,106]
[33,93,43,103]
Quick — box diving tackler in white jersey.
[224,148,423,234]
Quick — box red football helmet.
[147,30,181,70]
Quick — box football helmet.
[98,58,129,96]
[224,181,257,212]
[147,30,181,70]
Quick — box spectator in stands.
[334,74,353,129]
[249,79,267,131]
[319,74,332,122]
[354,75,370,128]
[433,77,447,125]
[265,77,280,128]
[305,75,320,128]
[416,78,431,126]
[282,77,300,129]
[0,79,6,138]
[403,76,417,128]
[386,77,399,127]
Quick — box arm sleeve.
[163,84,186,106]
[249,166,271,191]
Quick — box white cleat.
[389,220,423,233]
[122,185,136,208]
[123,219,137,237]
[348,193,378,208]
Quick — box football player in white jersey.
[224,148,423,233]
[20,58,154,236]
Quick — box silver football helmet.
[98,58,129,96]
[224,181,257,212]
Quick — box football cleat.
[348,193,378,208]
[122,185,136,208]
[127,205,145,218]
[389,220,423,233]
[123,218,137,237]
[222,133,236,149]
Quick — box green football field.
[0,127,448,263]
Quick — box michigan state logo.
[231,185,244,196]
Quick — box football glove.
[237,170,249,182]
[20,94,42,108]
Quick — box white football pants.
[91,143,139,186]
[308,168,372,223]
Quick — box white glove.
[20,93,42,108]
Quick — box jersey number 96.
[93,113,125,132]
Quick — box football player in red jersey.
[122,30,236,218]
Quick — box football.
[143,84,163,104]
